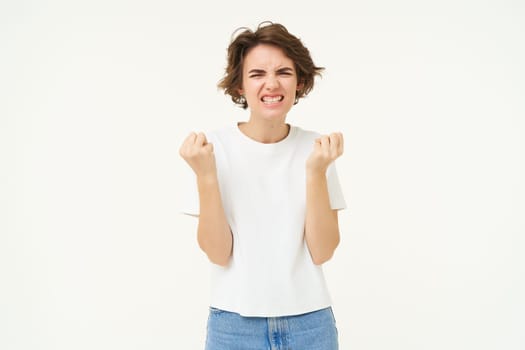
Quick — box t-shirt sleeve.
[326,161,347,210]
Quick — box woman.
[180,22,346,350]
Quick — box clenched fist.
[179,132,217,179]
[306,132,344,174]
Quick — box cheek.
[245,81,263,94]
[286,78,299,90]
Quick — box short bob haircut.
[217,21,324,109]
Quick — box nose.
[265,74,279,90]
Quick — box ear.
[296,81,304,92]
[237,87,244,95]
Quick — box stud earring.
[239,95,246,104]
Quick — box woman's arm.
[196,174,232,266]
[180,132,232,266]
[305,171,340,265]
[304,133,344,265]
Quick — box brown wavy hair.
[217,21,325,109]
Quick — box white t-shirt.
[182,123,346,317]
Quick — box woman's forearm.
[304,171,340,265]
[196,175,232,266]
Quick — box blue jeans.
[205,306,338,350]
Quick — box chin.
[259,110,290,121]
[260,104,293,118]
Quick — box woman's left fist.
[306,132,344,174]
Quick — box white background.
[1,0,524,349]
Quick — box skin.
[179,132,232,266]
[179,43,344,266]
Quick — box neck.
[238,119,290,144]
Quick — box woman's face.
[239,44,303,123]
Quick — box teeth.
[262,96,283,103]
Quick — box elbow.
[200,242,231,267]
[312,251,334,265]
[197,235,232,267]
[310,236,340,266]
[208,253,231,267]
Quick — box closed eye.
[248,69,265,78]
[277,68,294,76]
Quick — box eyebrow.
[247,67,295,74]
[248,69,266,74]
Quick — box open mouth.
[261,95,284,104]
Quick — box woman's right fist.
[179,132,217,178]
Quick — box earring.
[239,95,246,104]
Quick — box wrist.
[197,173,219,186]
[306,168,327,181]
